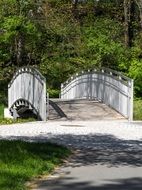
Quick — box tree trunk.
[124,0,135,47]
[16,33,24,66]
[135,0,142,29]
[124,0,131,47]
[72,0,79,18]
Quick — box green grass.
[133,98,142,120]
[0,117,36,125]
[0,104,4,119]
[0,140,71,190]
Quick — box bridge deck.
[49,99,125,121]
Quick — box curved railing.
[8,67,47,121]
[61,68,134,121]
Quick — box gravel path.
[0,120,142,142]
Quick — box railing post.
[46,92,49,120]
[129,79,134,122]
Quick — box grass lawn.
[0,140,71,190]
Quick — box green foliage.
[134,98,142,120]
[0,81,8,105]
[0,0,142,98]
[38,4,84,86]
[0,0,43,74]
[48,89,60,98]
[127,33,142,96]
[0,15,41,63]
[0,104,4,119]
[129,59,142,96]
[82,18,129,70]
[0,140,70,190]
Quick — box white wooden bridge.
[7,67,134,121]
[8,67,47,121]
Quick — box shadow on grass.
[1,134,141,167]
[0,134,142,189]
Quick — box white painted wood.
[61,68,133,121]
[4,108,13,119]
[8,67,47,121]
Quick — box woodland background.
[0,0,142,103]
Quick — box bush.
[0,104,4,119]
[129,59,142,97]
[48,89,60,98]
[134,98,142,120]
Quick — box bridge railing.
[61,68,134,121]
[8,66,47,121]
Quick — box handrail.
[8,66,46,88]
[61,68,132,88]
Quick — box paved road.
[0,120,142,190]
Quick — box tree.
[123,0,135,47]
[0,0,43,67]
[135,0,142,29]
[72,0,79,17]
